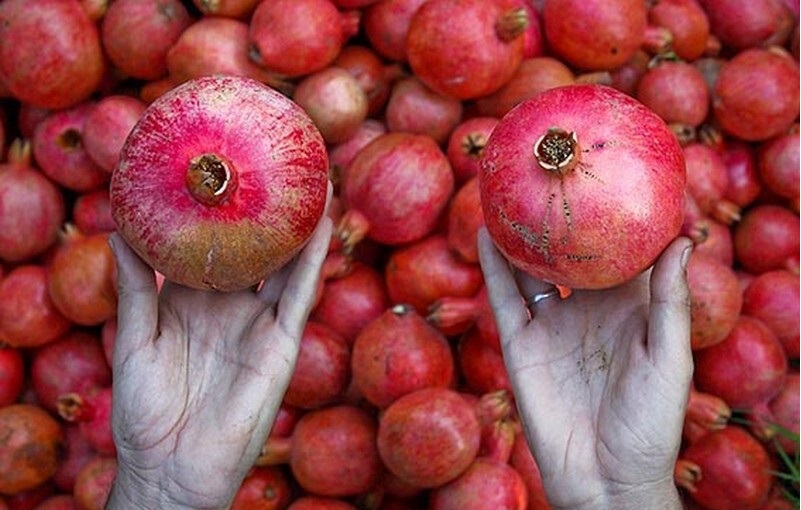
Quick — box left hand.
[105,209,333,510]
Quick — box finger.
[108,233,159,361]
[647,237,693,375]
[477,229,529,346]
[275,215,334,340]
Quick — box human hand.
[477,229,693,510]
[105,201,333,510]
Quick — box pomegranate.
[32,495,78,510]
[336,132,455,252]
[384,235,484,316]
[721,139,761,209]
[377,387,482,488]
[110,75,329,291]
[430,457,528,510]
[427,285,496,338]
[310,260,391,344]
[518,0,545,58]
[283,321,351,409]
[635,59,710,129]
[2,483,55,510]
[687,251,743,350]
[676,426,773,510]
[457,326,512,395]
[509,432,551,510]
[362,0,429,62]
[82,95,147,173]
[0,264,72,349]
[648,0,711,61]
[0,140,66,263]
[192,0,261,18]
[292,66,369,145]
[446,117,499,186]
[230,466,293,510]
[72,188,116,236]
[742,270,800,360]
[712,47,800,142]
[351,304,455,408]
[332,45,400,117]
[543,0,646,71]
[30,330,112,414]
[762,371,799,455]
[328,119,387,187]
[479,84,686,289]
[694,315,788,409]
[47,228,117,327]
[446,177,486,264]
[608,49,651,96]
[52,424,96,494]
[384,76,464,146]
[31,102,109,193]
[700,0,794,50]
[287,405,381,497]
[758,130,800,206]
[0,404,64,496]
[733,204,799,275]
[692,217,734,267]
[57,385,115,456]
[406,0,528,100]
[0,347,24,406]
[101,0,192,81]
[287,497,357,510]
[72,455,116,510]
[0,0,104,109]
[248,0,360,78]
[684,143,741,225]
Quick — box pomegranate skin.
[406,0,527,100]
[543,0,647,71]
[111,75,329,291]
[479,84,686,290]
[0,0,104,109]
[742,270,800,360]
[429,457,528,510]
[712,48,800,142]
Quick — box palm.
[478,231,693,510]
[108,215,332,508]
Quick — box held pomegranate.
[110,75,329,291]
[479,84,686,289]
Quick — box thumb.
[109,233,159,362]
[647,237,693,377]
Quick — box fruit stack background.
[0,0,798,509]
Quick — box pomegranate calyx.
[533,128,580,175]
[186,153,236,206]
[461,132,488,159]
[6,138,34,167]
[495,7,529,43]
[57,392,88,422]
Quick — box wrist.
[105,461,235,510]
[553,479,685,510]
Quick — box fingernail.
[681,243,693,271]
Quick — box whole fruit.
[111,75,329,291]
[479,84,685,289]
[0,0,104,109]
[0,404,64,495]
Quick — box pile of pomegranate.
[0,0,798,509]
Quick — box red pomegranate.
[721,139,761,209]
[446,117,499,185]
[336,132,455,252]
[283,321,351,409]
[687,251,743,350]
[332,44,400,117]
[384,76,464,146]
[82,95,147,173]
[230,466,293,510]
[0,264,72,349]
[685,385,732,432]
[72,455,116,510]
[287,497,357,510]
[351,305,455,408]
[0,404,64,496]
[406,0,528,100]
[742,270,800,360]
[758,130,800,206]
[110,75,329,291]
[446,176,486,264]
[248,0,360,78]
[362,0,428,63]
[0,140,66,263]
[52,424,96,494]
[377,387,482,488]
[647,0,711,61]
[479,84,686,289]
[101,0,192,81]
[694,315,788,410]
[72,188,116,236]
[192,0,261,18]
[57,386,115,456]
[712,47,800,142]
[733,204,799,275]
[0,347,24,406]
[543,0,646,71]
[635,59,710,128]
[384,235,484,316]
[457,326,512,395]
[676,426,773,510]
[288,405,381,497]
[700,0,795,50]
[430,457,527,510]
[0,0,104,109]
